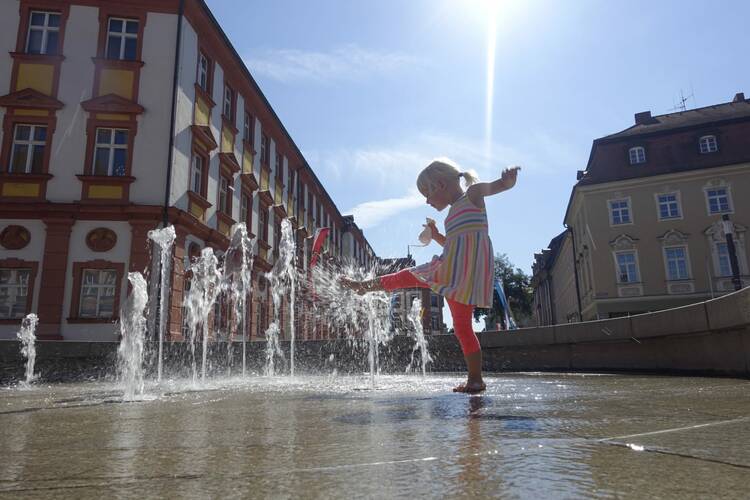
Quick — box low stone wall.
[479,286,750,377]
[1,287,748,384]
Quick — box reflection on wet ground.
[1,373,749,498]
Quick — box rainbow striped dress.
[411,193,494,308]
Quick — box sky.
[206,0,749,275]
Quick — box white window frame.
[218,176,229,213]
[105,17,139,61]
[663,245,691,281]
[655,191,682,221]
[628,146,646,165]
[613,250,640,284]
[0,268,31,319]
[715,242,732,277]
[608,197,633,226]
[699,135,718,154]
[704,185,733,215]
[26,11,61,55]
[190,153,204,194]
[78,269,117,318]
[223,85,233,119]
[197,52,209,91]
[93,128,128,176]
[243,112,252,143]
[9,124,47,174]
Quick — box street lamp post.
[721,214,743,291]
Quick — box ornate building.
[534,93,750,323]
[0,0,376,341]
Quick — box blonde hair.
[416,157,478,197]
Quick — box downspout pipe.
[565,224,583,321]
[163,0,185,226]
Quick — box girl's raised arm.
[467,166,520,208]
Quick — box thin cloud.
[244,44,421,84]
[348,191,425,229]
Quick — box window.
[609,199,631,225]
[240,193,251,224]
[79,269,117,318]
[431,315,440,331]
[616,252,639,283]
[706,187,732,214]
[9,125,46,174]
[699,135,718,154]
[664,247,690,280]
[243,112,253,143]
[716,242,732,277]
[393,294,402,308]
[657,193,681,220]
[430,295,438,307]
[197,52,210,91]
[259,206,269,242]
[26,11,61,55]
[0,269,31,319]
[218,177,230,214]
[190,153,204,194]
[223,85,233,120]
[260,134,269,165]
[275,153,283,182]
[706,187,731,214]
[628,146,646,164]
[93,128,128,176]
[105,18,139,61]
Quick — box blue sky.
[207,0,749,274]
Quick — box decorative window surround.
[608,197,633,226]
[610,234,643,297]
[77,100,141,203]
[0,259,39,323]
[0,101,60,201]
[703,180,733,215]
[704,220,748,291]
[655,191,682,221]
[68,260,125,323]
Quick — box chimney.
[733,92,746,103]
[634,111,653,125]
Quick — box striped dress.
[410,193,494,308]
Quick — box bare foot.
[453,381,486,394]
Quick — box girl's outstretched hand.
[501,166,521,189]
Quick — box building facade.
[378,257,446,336]
[542,93,750,321]
[0,0,377,341]
[531,230,579,326]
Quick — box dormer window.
[628,146,646,165]
[699,135,718,154]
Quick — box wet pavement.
[1,373,749,499]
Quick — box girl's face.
[425,180,450,211]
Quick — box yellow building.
[535,94,750,322]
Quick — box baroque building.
[533,93,750,323]
[0,0,376,341]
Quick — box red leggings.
[380,269,480,355]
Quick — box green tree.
[473,253,533,328]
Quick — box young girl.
[342,158,520,393]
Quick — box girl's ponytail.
[460,170,478,187]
